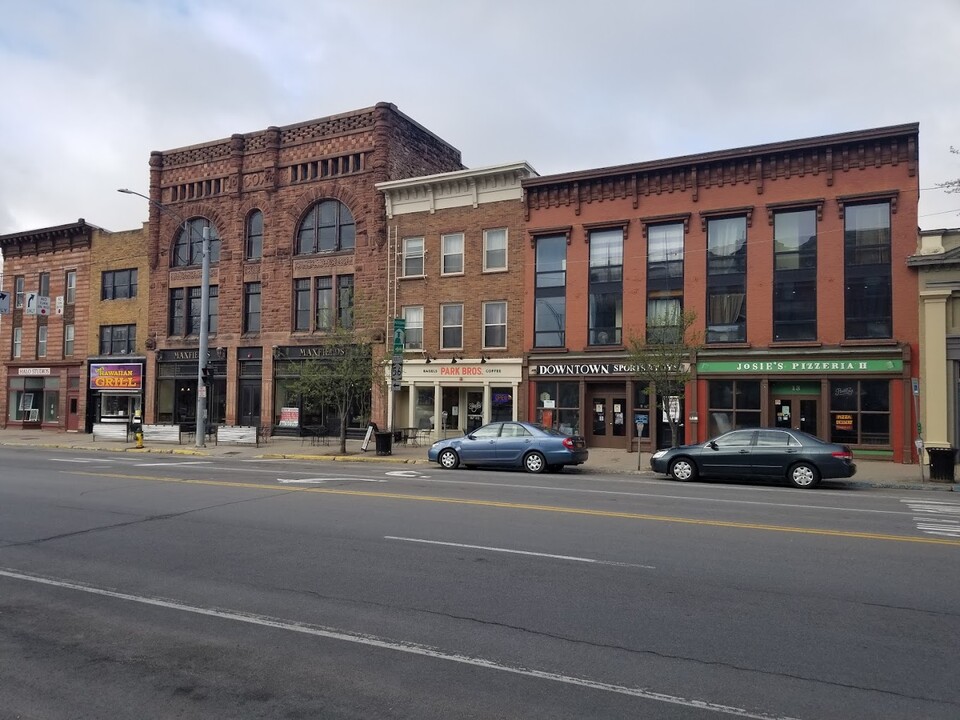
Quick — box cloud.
[1,0,959,233]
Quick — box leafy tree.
[935,146,960,194]
[290,324,372,454]
[625,309,702,466]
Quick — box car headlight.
[651,450,667,459]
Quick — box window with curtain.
[646,298,682,343]
[483,301,507,348]
[647,223,684,281]
[316,277,334,330]
[403,306,423,350]
[403,237,424,276]
[441,304,463,349]
[442,233,464,275]
[484,228,507,271]
[99,324,136,355]
[589,228,623,345]
[707,216,747,343]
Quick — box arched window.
[172,218,221,267]
[246,210,263,260]
[296,200,355,255]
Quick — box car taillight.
[831,450,852,460]
[562,437,575,450]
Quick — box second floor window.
[100,324,136,355]
[442,232,464,275]
[293,275,354,332]
[169,286,218,336]
[37,326,47,357]
[64,324,75,356]
[707,216,747,343]
[246,210,263,260]
[296,200,355,254]
[483,301,507,348]
[244,282,261,333]
[534,235,566,348]
[403,306,423,350]
[773,209,817,341]
[402,237,424,277]
[845,202,892,340]
[39,272,50,298]
[588,228,623,345]
[441,303,463,349]
[173,218,220,267]
[13,326,22,358]
[14,276,24,308]
[102,269,138,300]
[65,270,77,304]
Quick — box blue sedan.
[427,421,588,473]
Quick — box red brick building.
[140,103,463,434]
[377,163,536,443]
[0,220,93,431]
[522,124,920,463]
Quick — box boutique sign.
[89,363,143,390]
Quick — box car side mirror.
[466,434,476,441]
[709,440,718,450]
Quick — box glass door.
[773,396,818,436]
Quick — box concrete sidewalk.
[0,426,954,492]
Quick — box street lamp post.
[118,188,211,447]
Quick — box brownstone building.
[376,163,536,442]
[140,103,463,434]
[0,220,94,431]
[523,124,920,463]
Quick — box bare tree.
[625,309,702,467]
[935,146,960,195]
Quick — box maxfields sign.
[89,363,143,390]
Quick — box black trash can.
[927,446,957,483]
[374,431,392,456]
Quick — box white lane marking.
[134,461,213,467]
[278,478,327,485]
[0,567,796,719]
[902,498,960,538]
[50,458,95,463]
[385,470,423,478]
[384,536,655,569]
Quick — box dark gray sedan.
[427,421,588,473]
[650,428,857,489]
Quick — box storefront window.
[8,377,60,423]
[415,387,435,429]
[536,381,580,435]
[830,380,889,446]
[707,380,761,436]
[491,387,513,422]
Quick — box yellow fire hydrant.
[132,411,144,449]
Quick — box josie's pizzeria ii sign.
[89,363,143,390]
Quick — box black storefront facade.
[154,348,226,428]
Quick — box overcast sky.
[1,0,959,239]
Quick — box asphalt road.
[0,445,958,720]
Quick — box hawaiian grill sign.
[89,363,143,390]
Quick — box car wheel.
[438,448,460,470]
[669,458,697,482]
[524,451,547,474]
[788,462,820,489]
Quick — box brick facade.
[142,103,464,433]
[378,163,536,440]
[523,124,920,462]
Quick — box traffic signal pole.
[196,226,211,448]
